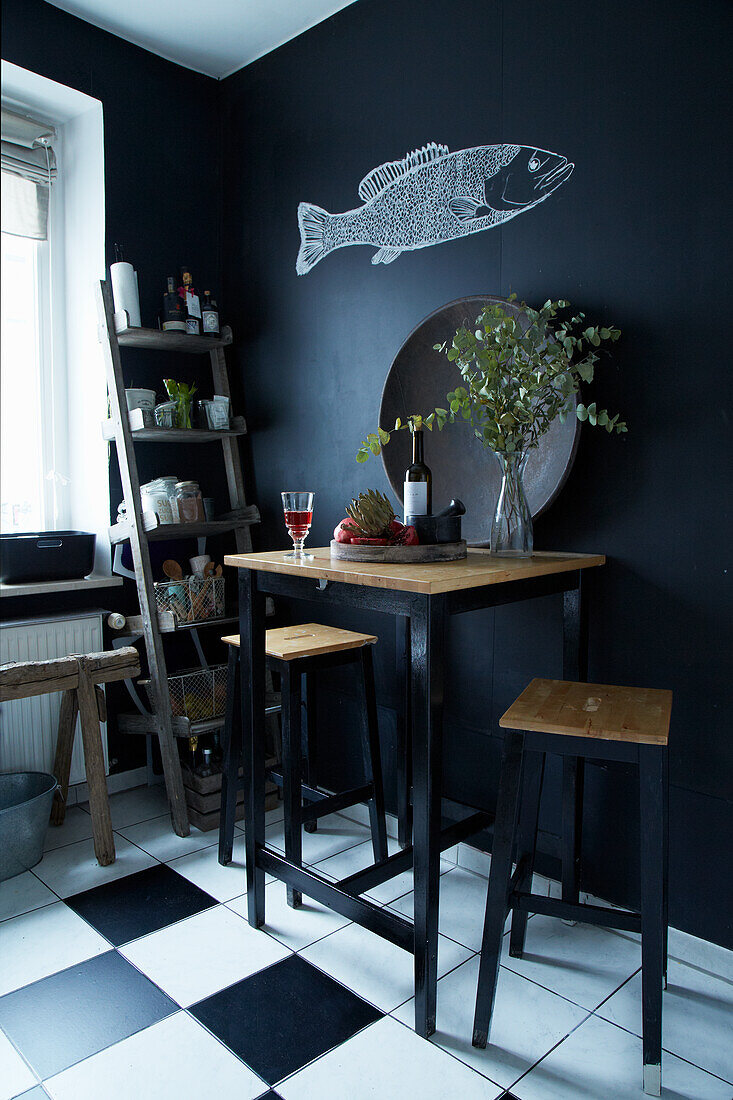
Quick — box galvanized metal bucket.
[0,772,58,881]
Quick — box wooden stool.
[218,624,389,905]
[473,679,671,1097]
[0,647,141,868]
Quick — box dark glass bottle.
[162,276,186,332]
[403,426,432,521]
[202,291,220,337]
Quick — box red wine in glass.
[281,491,314,560]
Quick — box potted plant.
[357,297,626,556]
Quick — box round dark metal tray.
[379,295,580,544]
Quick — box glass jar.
[173,480,204,523]
[140,480,174,525]
[489,450,533,557]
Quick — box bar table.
[225,546,604,1037]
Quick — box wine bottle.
[162,276,186,332]
[180,265,201,334]
[403,426,432,521]
[202,291,220,336]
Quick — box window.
[1,64,107,573]
[1,230,66,531]
[1,106,66,533]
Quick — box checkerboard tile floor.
[1,786,732,1099]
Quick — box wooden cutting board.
[330,539,467,563]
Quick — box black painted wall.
[1,0,225,769]
[221,0,733,947]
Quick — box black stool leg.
[509,749,545,958]
[662,748,669,989]
[639,744,665,1097]
[359,646,389,862]
[303,672,318,833]
[561,756,584,905]
[281,662,303,908]
[473,730,525,1049]
[218,646,241,865]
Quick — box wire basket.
[166,665,228,722]
[154,576,225,624]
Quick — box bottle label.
[404,481,428,518]
[202,309,219,333]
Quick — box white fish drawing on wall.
[296,142,573,274]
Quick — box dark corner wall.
[220,0,733,947]
[1,0,731,947]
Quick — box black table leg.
[508,749,545,958]
[562,578,588,904]
[303,672,318,833]
[473,730,525,1048]
[281,662,303,908]
[241,568,267,928]
[639,744,665,1097]
[218,644,241,865]
[396,616,412,849]
[359,645,389,862]
[411,594,445,1038]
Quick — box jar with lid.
[173,480,204,523]
[140,480,174,525]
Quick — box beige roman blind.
[1,107,57,240]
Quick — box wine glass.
[281,491,315,560]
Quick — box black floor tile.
[0,950,176,1078]
[191,953,382,1085]
[65,864,217,945]
[256,1093,284,1100]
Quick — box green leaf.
[577,403,588,422]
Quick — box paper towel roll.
[110,261,141,327]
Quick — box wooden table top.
[224,547,605,595]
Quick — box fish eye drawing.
[296,142,574,275]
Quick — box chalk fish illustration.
[296,142,573,274]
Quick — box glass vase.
[490,450,533,557]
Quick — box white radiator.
[0,612,108,784]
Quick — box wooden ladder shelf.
[96,279,259,836]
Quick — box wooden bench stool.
[472,678,672,1096]
[0,647,141,868]
[218,624,389,905]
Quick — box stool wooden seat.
[473,679,671,1097]
[218,624,388,906]
[221,623,378,662]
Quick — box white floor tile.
[228,880,351,951]
[120,903,289,1006]
[166,836,261,903]
[512,1012,733,1100]
[43,1010,266,1100]
[499,912,641,1010]
[43,806,93,852]
[278,1015,500,1100]
[300,920,472,1012]
[0,1028,37,1100]
[0,902,110,996]
[118,815,215,861]
[31,836,156,898]
[393,956,588,1089]
[0,872,56,923]
[314,839,455,906]
[265,812,371,863]
[91,785,170,830]
[597,959,733,1083]
[389,866,507,951]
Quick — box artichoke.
[345,489,396,538]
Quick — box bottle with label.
[180,266,201,334]
[403,426,432,522]
[202,291,220,336]
[163,276,186,332]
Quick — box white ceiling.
[44,0,361,79]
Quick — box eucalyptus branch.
[356,297,626,464]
